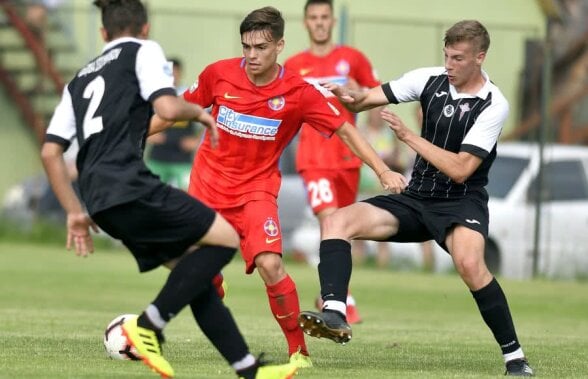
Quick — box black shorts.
[362,191,489,251]
[92,185,216,272]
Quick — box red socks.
[266,275,308,356]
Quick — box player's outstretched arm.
[193,108,218,148]
[148,114,174,136]
[41,142,98,256]
[335,122,408,193]
[322,82,389,113]
[150,95,219,147]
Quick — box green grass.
[0,241,587,378]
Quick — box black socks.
[318,239,352,303]
[152,246,236,322]
[471,277,521,354]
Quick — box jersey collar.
[449,69,491,100]
[102,36,143,53]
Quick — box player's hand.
[66,212,99,257]
[321,82,356,103]
[147,132,166,145]
[379,170,408,194]
[196,111,219,148]
[346,77,361,91]
[380,108,413,142]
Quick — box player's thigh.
[322,201,399,240]
[445,225,485,264]
[221,199,283,274]
[199,212,239,249]
[361,194,432,243]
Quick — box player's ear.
[99,27,109,42]
[276,38,285,54]
[476,50,486,66]
[139,23,150,39]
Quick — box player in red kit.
[152,6,406,368]
[284,0,381,324]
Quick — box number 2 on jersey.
[308,178,333,208]
[83,76,105,139]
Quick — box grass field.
[1,241,587,378]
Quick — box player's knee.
[255,253,285,283]
[454,254,487,282]
[321,210,349,236]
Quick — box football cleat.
[254,363,298,379]
[298,310,352,344]
[121,316,174,378]
[289,350,313,368]
[316,295,362,324]
[505,358,534,376]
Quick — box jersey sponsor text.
[216,106,281,140]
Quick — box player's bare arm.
[335,122,408,193]
[381,108,482,183]
[323,82,389,112]
[150,96,219,147]
[41,142,98,256]
[148,114,174,136]
[192,107,218,148]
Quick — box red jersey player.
[284,0,381,324]
[153,6,406,368]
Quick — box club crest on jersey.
[268,96,285,111]
[459,102,471,121]
[263,218,279,237]
[443,104,455,118]
[335,59,350,76]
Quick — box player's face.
[444,41,486,92]
[241,30,284,82]
[304,4,334,45]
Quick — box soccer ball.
[103,314,142,361]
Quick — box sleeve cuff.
[461,144,490,159]
[381,83,399,104]
[44,134,72,150]
[148,87,177,103]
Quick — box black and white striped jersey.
[45,37,176,215]
[382,66,508,199]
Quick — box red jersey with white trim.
[284,45,380,171]
[183,57,345,208]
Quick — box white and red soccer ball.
[103,314,142,361]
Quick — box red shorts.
[300,168,360,214]
[218,199,282,274]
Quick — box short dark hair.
[93,0,147,40]
[304,0,333,14]
[240,6,284,41]
[444,20,490,53]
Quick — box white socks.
[322,300,346,316]
[503,347,525,363]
